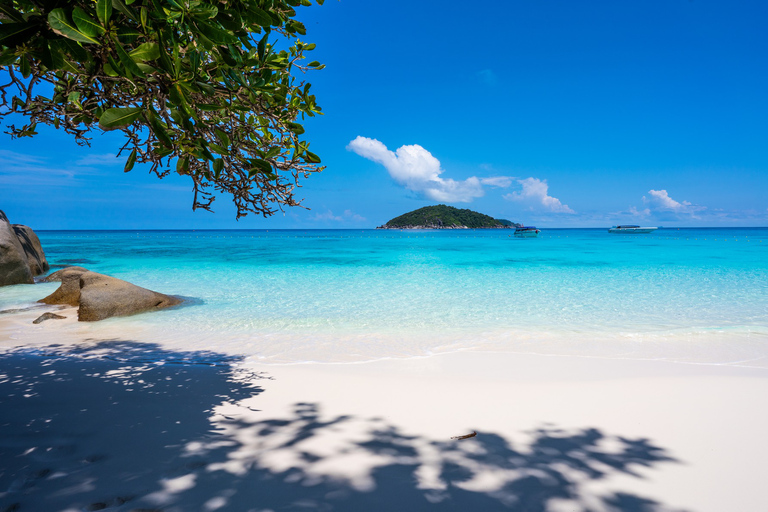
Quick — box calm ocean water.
[2,228,767,366]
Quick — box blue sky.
[1,0,767,229]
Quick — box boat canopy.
[615,225,640,228]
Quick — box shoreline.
[3,301,768,370]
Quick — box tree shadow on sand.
[1,341,683,512]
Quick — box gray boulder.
[41,266,89,283]
[78,272,182,322]
[12,224,49,275]
[39,267,89,306]
[78,271,182,322]
[0,210,33,286]
[39,267,182,321]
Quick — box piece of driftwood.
[450,431,477,440]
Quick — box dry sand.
[1,330,767,512]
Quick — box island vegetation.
[377,205,521,229]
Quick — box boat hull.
[608,227,657,234]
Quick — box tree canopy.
[0,0,325,218]
[380,205,519,229]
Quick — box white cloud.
[75,153,121,166]
[347,136,512,203]
[0,150,117,187]
[480,176,514,188]
[628,206,651,217]
[313,209,366,223]
[0,149,47,164]
[503,177,575,214]
[642,189,706,218]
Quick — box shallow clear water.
[2,228,767,366]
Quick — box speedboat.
[514,226,541,238]
[608,225,657,234]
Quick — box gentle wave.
[1,228,766,366]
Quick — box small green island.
[377,205,522,229]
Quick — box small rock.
[33,312,67,324]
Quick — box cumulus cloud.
[628,206,651,217]
[642,189,706,217]
[347,136,512,203]
[503,177,575,214]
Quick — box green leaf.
[0,52,17,66]
[248,158,272,176]
[146,109,173,148]
[20,57,30,78]
[285,121,304,135]
[0,4,24,22]
[209,143,228,156]
[287,20,306,35]
[248,5,273,27]
[195,20,237,44]
[48,8,99,44]
[304,150,321,163]
[111,0,138,22]
[116,28,142,43]
[0,23,37,46]
[112,36,145,77]
[129,42,159,62]
[213,158,224,176]
[106,54,122,74]
[257,34,268,61]
[97,0,113,25]
[99,107,143,130]
[72,7,105,38]
[195,82,215,96]
[135,62,157,73]
[214,128,230,148]
[124,148,137,172]
[190,4,218,19]
[177,155,189,173]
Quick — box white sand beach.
[2,318,767,511]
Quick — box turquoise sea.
[2,228,767,366]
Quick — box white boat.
[514,226,541,238]
[608,225,657,234]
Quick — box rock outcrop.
[13,224,49,275]
[40,267,182,322]
[0,210,48,286]
[42,266,89,283]
[39,267,88,306]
